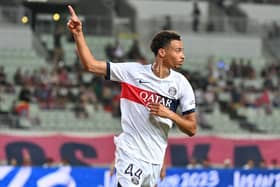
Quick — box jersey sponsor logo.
[139,91,172,108]
[121,82,179,112]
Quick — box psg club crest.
[131,176,139,185]
[168,87,177,96]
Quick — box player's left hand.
[160,166,166,180]
[148,102,172,118]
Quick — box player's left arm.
[148,103,197,136]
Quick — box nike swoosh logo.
[138,80,150,84]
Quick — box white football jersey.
[106,62,196,164]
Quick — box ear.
[158,48,166,57]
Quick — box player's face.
[163,40,185,69]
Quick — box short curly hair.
[150,31,181,56]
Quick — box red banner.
[0,133,279,166]
[167,136,280,166]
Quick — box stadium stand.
[0,0,279,137]
[239,3,280,24]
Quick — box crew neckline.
[149,64,172,80]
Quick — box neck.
[152,63,170,78]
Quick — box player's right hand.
[67,5,82,35]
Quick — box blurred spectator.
[272,89,280,108]
[241,90,256,108]
[195,88,204,107]
[237,58,245,78]
[58,68,71,86]
[73,97,89,119]
[30,69,41,86]
[196,108,212,130]
[102,85,113,112]
[216,0,225,7]
[80,85,98,111]
[13,100,30,119]
[8,158,18,166]
[229,58,238,77]
[14,67,23,85]
[263,74,275,91]
[0,66,14,93]
[138,56,149,65]
[268,159,278,169]
[201,157,212,168]
[22,154,32,166]
[112,94,121,118]
[19,84,32,103]
[206,57,219,85]
[0,66,7,85]
[22,69,32,86]
[38,67,50,85]
[259,159,267,169]
[223,158,232,168]
[112,39,125,61]
[192,2,201,32]
[11,99,40,128]
[204,86,217,112]
[11,84,40,128]
[230,85,242,109]
[206,21,215,32]
[52,24,64,64]
[91,76,104,101]
[244,60,256,79]
[58,158,71,166]
[268,21,280,38]
[161,15,172,30]
[243,159,255,169]
[34,83,54,109]
[255,87,272,114]
[126,39,143,60]
[187,158,202,169]
[43,157,56,168]
[49,71,59,87]
[105,42,115,60]
[55,87,67,109]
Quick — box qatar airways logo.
[139,91,172,108]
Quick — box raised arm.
[67,5,107,76]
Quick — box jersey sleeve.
[105,62,138,82]
[179,77,196,115]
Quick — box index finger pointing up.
[68,5,77,17]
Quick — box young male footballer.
[67,5,197,187]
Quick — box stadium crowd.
[0,34,279,131]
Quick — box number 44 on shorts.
[124,164,143,185]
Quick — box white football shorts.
[115,147,161,187]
